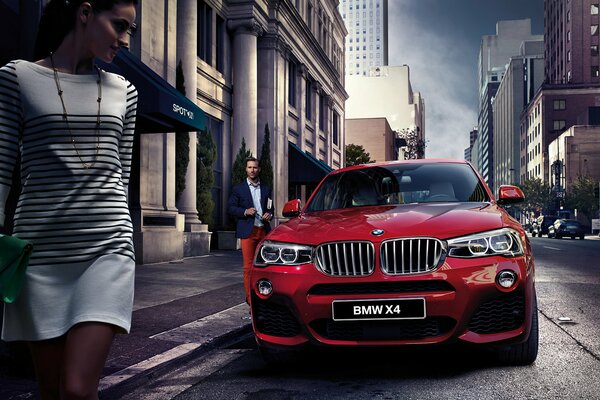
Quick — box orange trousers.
[240,226,266,301]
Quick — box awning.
[98,50,206,133]
[288,141,333,185]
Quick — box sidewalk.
[0,250,250,400]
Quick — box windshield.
[305,163,490,212]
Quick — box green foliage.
[232,137,254,186]
[564,176,599,220]
[259,123,274,190]
[197,130,217,229]
[345,143,373,166]
[175,60,189,202]
[514,178,554,216]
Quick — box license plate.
[332,298,426,321]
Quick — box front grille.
[311,317,455,341]
[380,238,446,275]
[468,293,525,334]
[315,241,375,276]
[308,281,455,296]
[253,299,302,337]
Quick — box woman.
[0,1,138,398]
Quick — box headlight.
[254,240,313,266]
[447,228,523,258]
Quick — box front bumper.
[250,256,535,349]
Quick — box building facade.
[548,125,600,194]
[339,0,388,76]
[545,0,600,85]
[2,0,348,263]
[464,127,478,163]
[345,65,425,157]
[477,19,542,190]
[346,117,396,162]
[520,0,600,196]
[521,85,600,183]
[493,40,544,189]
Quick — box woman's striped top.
[0,60,137,265]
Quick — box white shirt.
[247,178,263,227]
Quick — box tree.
[345,143,373,166]
[175,60,189,202]
[398,127,426,159]
[197,130,217,230]
[231,137,254,186]
[564,176,599,221]
[514,178,554,217]
[259,123,274,190]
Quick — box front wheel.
[496,295,539,365]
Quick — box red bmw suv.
[250,160,538,365]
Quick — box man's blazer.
[227,182,274,239]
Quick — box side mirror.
[282,199,302,218]
[497,185,525,205]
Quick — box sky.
[387,0,544,159]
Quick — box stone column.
[229,18,263,157]
[177,0,210,255]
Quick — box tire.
[580,235,585,240]
[497,294,539,366]
[556,234,562,239]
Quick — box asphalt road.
[115,235,600,400]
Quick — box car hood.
[270,203,513,245]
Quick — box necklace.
[49,53,102,169]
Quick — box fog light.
[496,270,518,289]
[257,279,273,296]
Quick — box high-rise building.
[519,0,600,218]
[545,0,600,84]
[493,39,544,188]
[464,127,478,162]
[477,19,541,191]
[339,0,388,76]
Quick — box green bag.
[0,234,33,303]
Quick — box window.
[319,93,325,129]
[593,66,600,77]
[592,45,599,56]
[592,4,599,14]
[288,61,297,107]
[553,99,566,110]
[592,25,599,36]
[198,1,212,64]
[305,79,312,121]
[553,120,566,130]
[332,111,339,145]
[567,30,571,41]
[216,15,225,73]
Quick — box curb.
[98,323,252,399]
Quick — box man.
[227,157,274,301]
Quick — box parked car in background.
[250,159,538,366]
[548,219,585,240]
[531,215,558,237]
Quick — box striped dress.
[0,60,137,341]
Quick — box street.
[105,235,600,400]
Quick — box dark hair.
[246,157,260,166]
[33,0,138,60]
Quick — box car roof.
[331,158,472,175]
